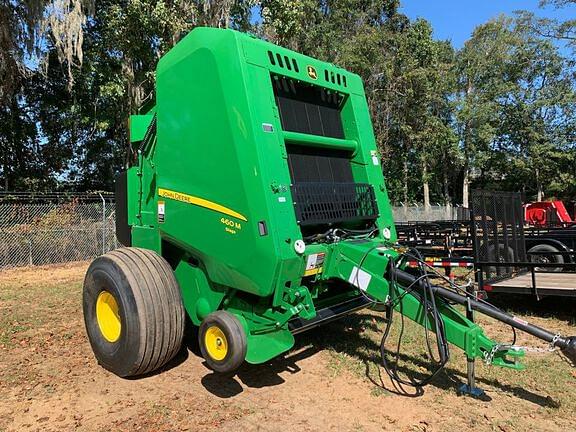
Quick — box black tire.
[486,244,515,277]
[83,247,185,377]
[199,311,247,373]
[528,244,564,272]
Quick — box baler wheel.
[83,247,185,377]
[199,311,247,373]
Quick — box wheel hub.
[96,290,121,343]
[205,326,228,361]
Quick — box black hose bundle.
[350,243,521,388]
[380,249,450,387]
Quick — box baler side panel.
[241,62,311,293]
[155,29,287,299]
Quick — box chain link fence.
[0,193,469,269]
[0,192,118,269]
[392,203,469,222]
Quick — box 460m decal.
[158,188,247,221]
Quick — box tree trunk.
[423,161,430,209]
[443,160,450,204]
[462,79,473,209]
[403,157,408,204]
[463,165,470,209]
[535,167,544,201]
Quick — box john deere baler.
[83,27,575,384]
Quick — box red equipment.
[524,201,574,227]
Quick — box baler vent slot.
[292,59,300,72]
[267,50,276,65]
[272,75,345,139]
[267,51,300,73]
[291,182,378,226]
[323,70,347,88]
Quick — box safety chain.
[511,334,561,354]
[484,334,561,365]
[484,344,506,365]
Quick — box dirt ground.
[1,262,575,432]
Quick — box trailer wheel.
[486,244,515,276]
[528,244,564,272]
[199,311,246,373]
[83,247,185,377]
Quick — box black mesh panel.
[273,75,345,139]
[286,146,378,227]
[287,145,353,183]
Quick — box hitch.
[484,345,525,369]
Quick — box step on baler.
[83,27,576,390]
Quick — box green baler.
[83,27,576,386]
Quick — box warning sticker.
[304,253,325,276]
[158,200,165,223]
[348,266,371,291]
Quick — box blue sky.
[400,0,575,48]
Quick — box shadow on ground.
[195,312,561,408]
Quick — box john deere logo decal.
[307,65,317,80]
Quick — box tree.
[495,17,576,201]
[2,0,575,205]
[1,0,255,191]
[517,1,576,56]
[0,0,93,189]
[455,17,518,207]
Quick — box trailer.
[472,190,576,299]
[395,220,474,258]
[396,208,576,277]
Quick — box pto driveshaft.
[392,268,576,364]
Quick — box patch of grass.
[150,403,171,418]
[369,384,391,397]
[305,306,576,429]
[0,278,81,348]
[0,317,33,347]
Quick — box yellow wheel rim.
[96,291,121,343]
[204,326,228,361]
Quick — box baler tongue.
[325,240,575,391]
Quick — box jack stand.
[458,285,485,397]
[458,358,485,397]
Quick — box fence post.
[28,236,33,266]
[99,193,106,255]
[27,206,33,266]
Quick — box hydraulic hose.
[379,259,450,387]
